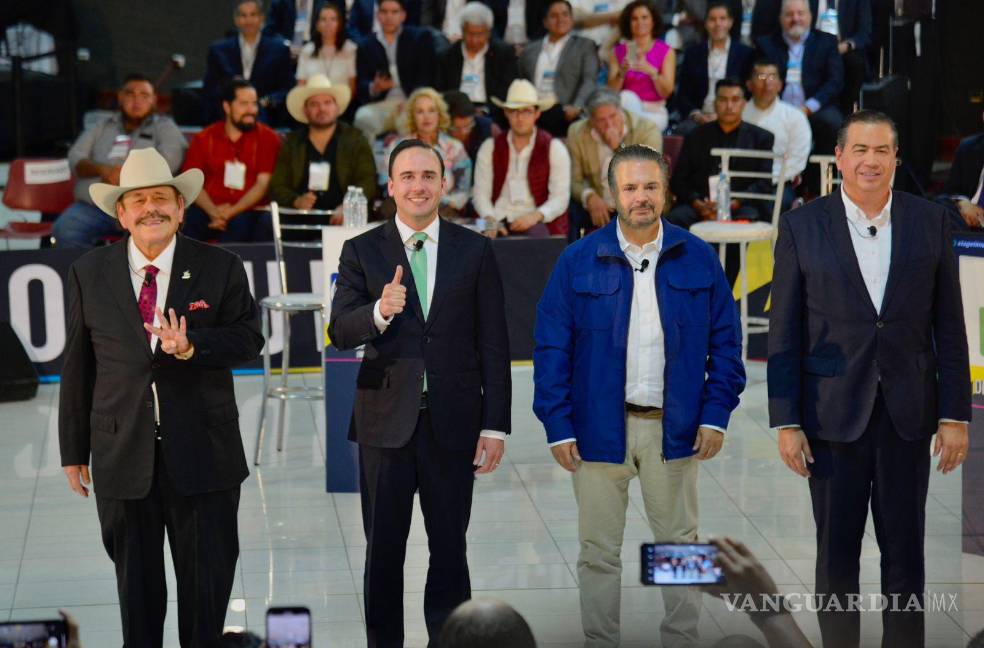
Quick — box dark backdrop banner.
[0,237,565,379]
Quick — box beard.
[233,116,257,132]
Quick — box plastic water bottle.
[354,187,368,227]
[716,171,731,221]
[342,186,356,227]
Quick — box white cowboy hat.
[89,148,203,218]
[490,79,555,111]
[286,74,353,123]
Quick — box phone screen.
[0,620,68,648]
[266,607,312,648]
[640,543,724,586]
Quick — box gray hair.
[585,88,621,117]
[780,0,810,14]
[607,144,670,198]
[459,1,495,29]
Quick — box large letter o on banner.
[8,264,66,363]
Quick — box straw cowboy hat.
[89,148,203,218]
[286,74,353,123]
[491,79,555,111]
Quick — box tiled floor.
[1,364,980,647]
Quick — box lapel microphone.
[413,239,424,251]
[867,225,877,237]
[143,273,154,288]
[635,259,650,273]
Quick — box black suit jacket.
[202,35,294,122]
[751,0,872,48]
[355,26,437,105]
[328,218,511,451]
[435,39,519,107]
[767,190,971,442]
[676,40,755,117]
[756,30,844,110]
[943,133,984,200]
[348,0,423,42]
[59,235,264,499]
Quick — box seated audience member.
[607,0,676,131]
[202,0,293,125]
[382,88,473,217]
[571,0,628,51]
[354,0,437,142]
[568,88,662,232]
[518,0,598,137]
[742,59,811,199]
[445,90,496,163]
[52,74,186,248]
[264,0,348,49]
[435,2,519,120]
[940,112,984,230]
[676,2,755,134]
[422,0,507,41]
[349,0,423,42]
[269,76,377,226]
[296,2,357,98]
[756,0,843,163]
[438,599,537,648]
[668,78,774,228]
[473,80,571,237]
[704,537,812,648]
[748,0,870,115]
[181,79,282,242]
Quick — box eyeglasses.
[755,73,779,81]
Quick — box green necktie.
[410,232,429,319]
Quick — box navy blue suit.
[752,0,872,48]
[768,189,970,648]
[202,35,294,124]
[676,40,755,118]
[756,30,843,111]
[348,0,423,43]
[355,25,437,106]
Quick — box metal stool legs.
[254,306,273,465]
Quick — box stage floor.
[1,364,980,647]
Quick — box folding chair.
[1,158,73,248]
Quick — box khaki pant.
[353,98,403,143]
[572,413,701,648]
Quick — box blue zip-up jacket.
[533,219,746,463]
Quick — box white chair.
[253,202,331,465]
[809,154,840,196]
[689,148,788,361]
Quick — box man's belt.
[625,402,663,418]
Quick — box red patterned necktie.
[138,265,159,344]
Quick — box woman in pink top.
[607,0,676,130]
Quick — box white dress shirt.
[702,39,730,114]
[239,34,259,80]
[460,43,489,103]
[742,97,813,179]
[841,189,892,314]
[472,128,572,223]
[534,33,572,101]
[372,216,506,441]
[549,221,724,447]
[127,236,177,425]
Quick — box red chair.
[662,135,684,177]
[1,158,74,247]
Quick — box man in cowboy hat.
[472,79,572,237]
[269,74,377,226]
[59,147,264,647]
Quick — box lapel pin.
[181,270,191,280]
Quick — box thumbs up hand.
[379,265,407,318]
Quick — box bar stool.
[809,154,841,196]
[253,202,331,465]
[689,149,788,361]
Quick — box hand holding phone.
[266,606,311,648]
[640,543,724,586]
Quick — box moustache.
[137,211,171,225]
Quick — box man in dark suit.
[756,0,843,179]
[940,112,984,230]
[435,1,519,124]
[768,110,971,648]
[517,0,598,137]
[329,139,511,648]
[202,0,294,125]
[353,0,437,141]
[59,148,263,648]
[668,78,775,228]
[348,0,423,41]
[675,1,755,134]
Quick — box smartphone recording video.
[0,620,68,648]
[266,606,311,648]
[640,542,724,586]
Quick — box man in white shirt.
[473,79,572,237]
[768,110,970,648]
[742,59,811,207]
[533,143,745,647]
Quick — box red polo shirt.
[182,121,282,207]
